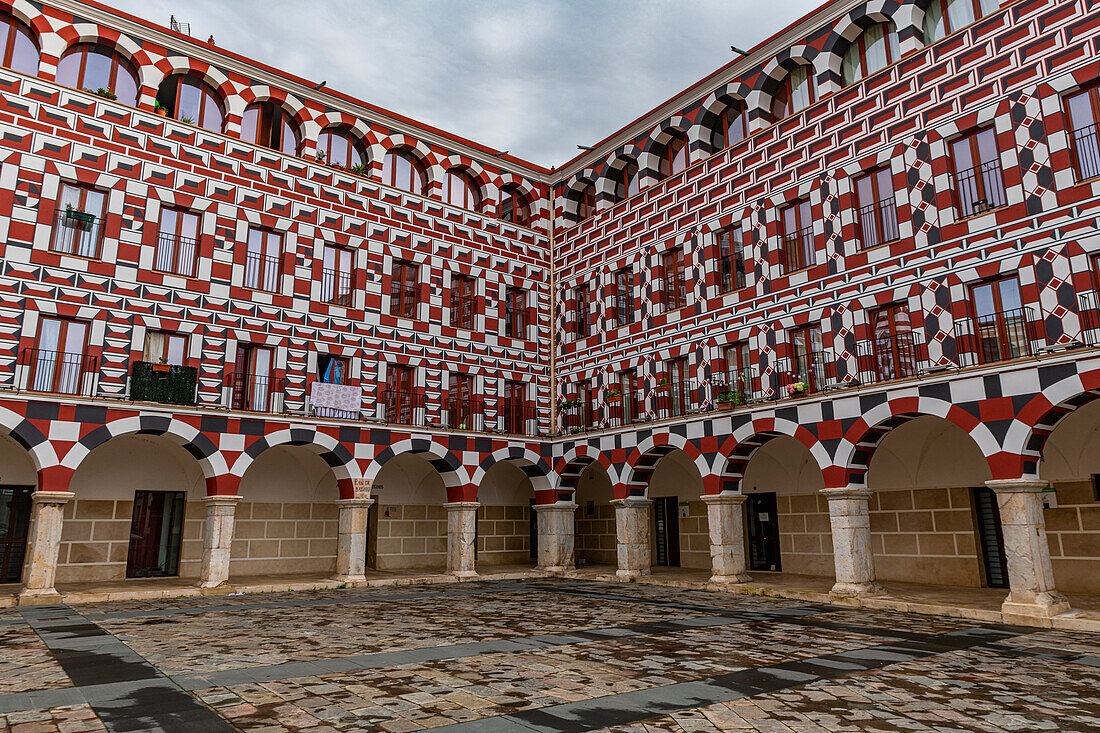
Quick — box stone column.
[18,491,75,604]
[198,495,242,591]
[535,503,577,573]
[612,497,652,579]
[444,501,479,579]
[986,479,1071,621]
[334,498,375,584]
[822,487,884,597]
[702,494,751,584]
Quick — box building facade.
[1,0,1098,623]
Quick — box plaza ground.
[1,579,1098,732]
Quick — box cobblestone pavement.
[0,580,1097,732]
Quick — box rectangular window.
[855,168,899,249]
[31,317,88,395]
[970,276,1028,363]
[790,326,823,392]
[951,127,1005,217]
[780,199,814,273]
[384,364,416,424]
[318,354,348,385]
[390,260,418,318]
[662,249,687,310]
[447,372,476,430]
[503,379,527,434]
[322,245,354,306]
[53,183,106,258]
[574,285,590,338]
[717,226,746,292]
[155,207,200,277]
[724,342,751,396]
[244,227,282,291]
[614,268,634,327]
[504,286,527,338]
[616,370,640,425]
[143,331,186,366]
[667,358,690,417]
[869,304,915,381]
[450,274,476,330]
[231,344,275,412]
[1067,85,1100,182]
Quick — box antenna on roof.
[730,45,748,56]
[493,150,509,157]
[577,145,594,151]
[170,15,191,36]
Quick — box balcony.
[653,379,702,419]
[228,371,285,413]
[321,268,354,306]
[51,210,103,258]
[309,381,362,420]
[499,400,537,436]
[444,395,484,431]
[450,295,477,330]
[780,226,814,273]
[1070,121,1100,182]
[856,198,899,249]
[381,389,425,426]
[155,233,198,278]
[954,159,1006,218]
[18,348,97,396]
[856,331,928,386]
[130,361,197,406]
[244,251,281,291]
[954,307,1036,367]
[774,352,837,394]
[505,309,528,339]
[390,284,418,318]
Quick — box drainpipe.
[548,176,558,435]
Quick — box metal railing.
[18,348,97,396]
[450,294,477,329]
[606,390,646,428]
[774,352,835,394]
[856,331,926,386]
[1080,291,1100,346]
[1071,121,1100,181]
[154,233,198,278]
[954,159,1006,218]
[499,400,537,435]
[321,268,354,306]
[954,306,1035,367]
[130,361,197,406]
[445,395,484,431]
[381,389,425,426]
[781,225,814,273]
[856,198,899,248]
[244,251,280,291]
[51,210,103,258]
[228,371,284,412]
[653,379,702,419]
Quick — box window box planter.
[715,392,746,409]
[655,383,671,392]
[152,362,170,373]
[786,382,808,397]
[63,209,95,230]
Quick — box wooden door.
[747,492,781,571]
[0,486,32,583]
[653,496,681,567]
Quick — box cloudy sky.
[107,1,820,167]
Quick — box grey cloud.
[108,0,820,166]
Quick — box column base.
[830,580,886,598]
[198,582,236,595]
[452,570,479,580]
[17,588,62,605]
[538,565,574,575]
[615,568,650,580]
[1001,591,1072,623]
[333,574,367,585]
[708,573,752,585]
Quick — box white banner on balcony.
[310,381,363,419]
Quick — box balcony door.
[448,373,475,430]
[790,326,823,391]
[870,304,916,381]
[322,245,353,306]
[32,318,88,394]
[54,183,106,258]
[233,344,274,411]
[0,486,32,583]
[143,331,186,367]
[971,277,1027,363]
[385,365,415,424]
[503,380,526,434]
[668,358,690,417]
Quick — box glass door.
[971,277,1027,363]
[871,304,915,381]
[33,318,88,394]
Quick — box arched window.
[241,101,300,155]
[658,132,689,180]
[383,149,427,194]
[612,160,639,202]
[317,127,365,168]
[442,168,480,210]
[56,43,138,106]
[770,63,817,121]
[0,12,38,75]
[923,0,1000,45]
[156,74,224,132]
[711,102,749,151]
[842,22,900,86]
[575,183,596,221]
[499,185,530,227]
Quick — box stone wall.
[229,501,338,576]
[775,493,834,577]
[477,504,531,565]
[575,502,616,566]
[1045,479,1100,594]
[371,503,448,570]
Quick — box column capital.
[611,497,652,508]
[336,498,375,508]
[820,487,873,500]
[30,491,75,505]
[442,501,480,510]
[534,502,578,512]
[985,478,1049,494]
[700,493,747,506]
[202,494,243,506]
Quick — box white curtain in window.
[143,331,165,362]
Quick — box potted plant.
[655,375,671,392]
[349,163,369,176]
[569,426,582,435]
[93,87,117,101]
[716,390,745,409]
[153,100,168,117]
[316,150,326,164]
[786,381,808,397]
[64,203,94,230]
[152,357,170,373]
[179,114,194,125]
[605,387,621,402]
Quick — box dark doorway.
[126,491,186,578]
[747,492,781,571]
[0,486,33,583]
[529,499,538,560]
[653,496,681,567]
[972,486,1009,588]
[367,501,379,570]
